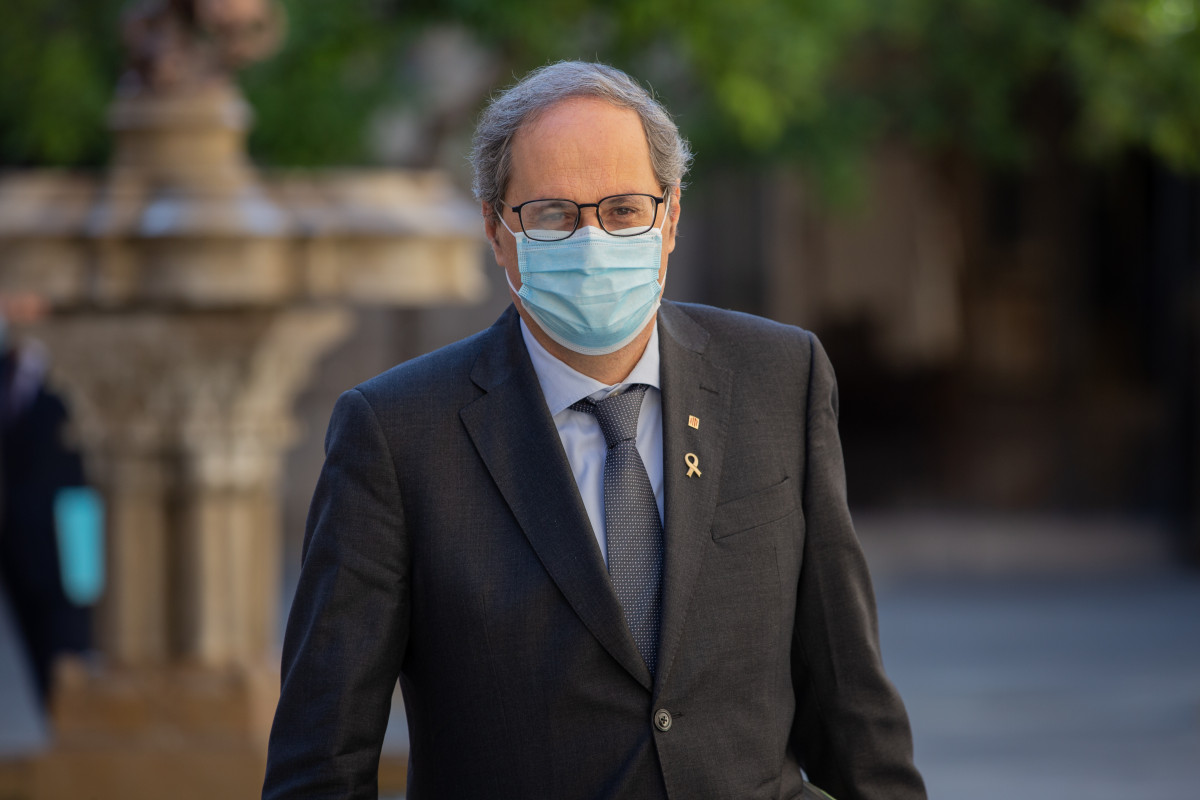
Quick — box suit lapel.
[655,302,732,693]
[460,307,652,688]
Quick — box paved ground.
[876,570,1200,800]
[4,515,1199,800]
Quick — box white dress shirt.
[519,318,664,565]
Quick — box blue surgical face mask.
[499,197,669,356]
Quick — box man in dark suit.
[264,62,926,800]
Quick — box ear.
[482,202,504,259]
[662,185,682,255]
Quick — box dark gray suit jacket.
[264,301,925,800]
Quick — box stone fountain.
[0,2,483,797]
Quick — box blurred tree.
[0,0,126,167]
[240,0,407,165]
[3,0,1200,195]
[1068,0,1200,171]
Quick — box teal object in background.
[53,487,105,606]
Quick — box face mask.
[499,198,669,356]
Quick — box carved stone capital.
[29,307,351,667]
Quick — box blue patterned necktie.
[570,384,663,675]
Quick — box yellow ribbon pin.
[685,453,702,478]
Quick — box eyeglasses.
[501,192,667,242]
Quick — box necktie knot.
[570,384,647,449]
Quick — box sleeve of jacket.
[790,332,926,800]
[263,388,409,800]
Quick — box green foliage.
[0,0,125,166]
[241,0,407,166]
[862,0,1065,162]
[1068,0,1200,171]
[4,0,1200,194]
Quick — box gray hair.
[470,61,692,215]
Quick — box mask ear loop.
[494,202,520,240]
[651,193,672,291]
[497,212,525,302]
[503,265,523,298]
[491,202,528,306]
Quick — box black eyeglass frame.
[501,191,668,241]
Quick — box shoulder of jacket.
[667,301,816,355]
[352,323,497,410]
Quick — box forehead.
[507,97,658,201]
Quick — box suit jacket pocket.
[711,475,797,540]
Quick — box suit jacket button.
[653,709,672,732]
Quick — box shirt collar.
[520,317,661,416]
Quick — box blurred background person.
[0,293,95,708]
